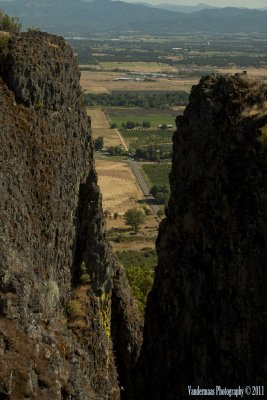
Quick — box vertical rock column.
[0,31,142,400]
[135,74,267,400]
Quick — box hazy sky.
[123,0,267,8]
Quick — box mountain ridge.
[0,0,267,34]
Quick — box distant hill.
[155,3,217,13]
[0,0,267,35]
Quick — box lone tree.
[142,121,151,128]
[124,208,145,233]
[94,136,104,151]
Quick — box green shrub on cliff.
[0,33,9,61]
[260,125,267,147]
[0,10,21,33]
[67,300,84,319]
[116,249,156,313]
[0,11,21,67]
[80,261,91,284]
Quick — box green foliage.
[107,146,126,156]
[67,300,83,319]
[124,208,145,233]
[142,164,171,186]
[0,34,10,61]
[120,127,173,153]
[94,136,104,151]
[84,92,188,108]
[260,126,267,147]
[125,121,138,129]
[80,274,90,284]
[98,292,111,340]
[150,184,170,205]
[142,120,151,128]
[135,145,159,161]
[117,249,156,314]
[0,11,20,66]
[110,122,117,129]
[107,107,179,127]
[0,10,21,33]
[35,99,44,109]
[80,261,90,284]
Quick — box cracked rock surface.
[0,31,142,400]
[135,74,267,400]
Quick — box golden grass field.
[95,159,145,215]
[87,107,160,250]
[80,64,267,94]
[80,70,197,94]
[95,158,160,251]
[217,67,267,79]
[106,215,159,252]
[87,108,123,147]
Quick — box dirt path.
[116,130,129,151]
[87,108,125,148]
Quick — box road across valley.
[88,107,160,215]
[129,160,160,215]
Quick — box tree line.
[84,92,189,108]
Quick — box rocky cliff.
[135,74,267,399]
[0,31,142,400]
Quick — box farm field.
[95,159,145,215]
[96,159,160,252]
[216,67,267,80]
[87,108,167,256]
[86,107,123,147]
[106,216,159,252]
[80,65,267,95]
[80,70,197,94]
[142,164,172,187]
[106,107,182,127]
[120,128,173,150]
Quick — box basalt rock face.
[135,74,267,399]
[0,31,142,399]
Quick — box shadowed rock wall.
[135,74,267,400]
[0,31,142,400]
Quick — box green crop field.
[142,164,171,187]
[120,128,173,149]
[106,107,178,127]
